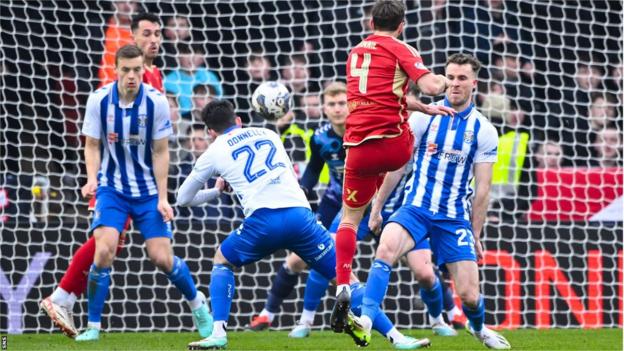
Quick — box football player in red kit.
[331,0,455,333]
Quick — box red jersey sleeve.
[389,39,430,83]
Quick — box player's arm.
[471,162,494,259]
[82,136,100,198]
[368,164,408,235]
[177,150,219,207]
[299,136,323,197]
[415,72,449,97]
[152,137,173,221]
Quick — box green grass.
[6,329,623,350]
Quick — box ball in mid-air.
[251,81,293,120]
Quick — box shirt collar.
[222,125,241,134]
[443,97,474,120]
[112,82,144,108]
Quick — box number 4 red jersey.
[345,34,431,146]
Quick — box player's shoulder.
[314,122,332,137]
[143,83,165,101]
[90,82,114,99]
[471,108,499,139]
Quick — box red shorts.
[342,131,414,208]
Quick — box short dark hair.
[201,100,237,133]
[446,53,481,75]
[115,44,143,66]
[371,0,405,32]
[131,13,161,32]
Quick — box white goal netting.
[0,0,622,334]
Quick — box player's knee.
[285,254,307,273]
[458,289,480,308]
[375,242,398,265]
[94,244,116,267]
[150,253,173,272]
[415,268,436,289]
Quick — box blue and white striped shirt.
[404,98,498,221]
[82,82,172,198]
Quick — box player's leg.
[350,282,431,350]
[288,268,330,338]
[406,249,457,337]
[250,253,307,331]
[433,221,510,349]
[438,268,466,329]
[137,199,212,339]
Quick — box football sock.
[463,296,485,332]
[167,256,197,301]
[60,236,95,296]
[300,309,315,326]
[266,264,299,313]
[361,259,392,323]
[259,309,275,322]
[420,277,443,321]
[351,282,393,335]
[210,264,235,323]
[50,287,69,306]
[66,292,77,310]
[385,327,404,343]
[335,224,357,286]
[87,264,111,325]
[447,306,463,321]
[212,321,227,338]
[441,278,456,312]
[189,290,207,311]
[302,269,330,312]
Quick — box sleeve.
[474,122,499,163]
[392,41,431,83]
[188,149,218,185]
[81,93,102,139]
[300,135,324,192]
[407,111,431,146]
[152,95,173,140]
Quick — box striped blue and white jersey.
[403,98,498,221]
[82,82,172,198]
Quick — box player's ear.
[235,116,243,127]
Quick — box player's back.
[208,126,310,217]
[345,34,430,145]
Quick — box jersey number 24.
[232,139,285,183]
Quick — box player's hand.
[81,180,97,199]
[368,211,383,236]
[409,100,456,116]
[158,199,174,222]
[215,177,226,193]
[474,237,484,261]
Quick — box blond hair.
[323,81,347,99]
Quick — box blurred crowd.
[1,0,621,224]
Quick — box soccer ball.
[251,81,293,120]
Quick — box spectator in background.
[280,54,310,97]
[588,92,619,132]
[164,44,223,116]
[161,15,191,71]
[590,127,623,168]
[98,0,138,85]
[535,141,564,169]
[298,93,323,130]
[182,83,217,122]
[167,94,191,166]
[479,82,510,127]
[235,53,275,125]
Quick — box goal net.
[1,0,622,334]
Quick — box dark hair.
[371,0,405,32]
[131,13,161,32]
[115,44,143,66]
[446,53,481,75]
[201,100,237,133]
[191,123,206,132]
[193,83,216,96]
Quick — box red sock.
[335,224,357,285]
[59,236,95,296]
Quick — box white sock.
[386,327,404,343]
[429,313,445,325]
[300,309,315,326]
[189,290,207,311]
[259,308,275,323]
[360,315,373,332]
[212,321,227,338]
[336,284,351,297]
[50,287,69,305]
[65,293,77,310]
[446,306,462,321]
[87,321,101,330]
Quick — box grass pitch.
[6,329,623,350]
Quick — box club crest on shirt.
[463,131,474,144]
[138,114,147,128]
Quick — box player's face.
[133,20,162,60]
[596,129,621,159]
[116,56,144,95]
[323,93,348,127]
[445,63,477,107]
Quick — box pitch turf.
[6,329,623,350]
